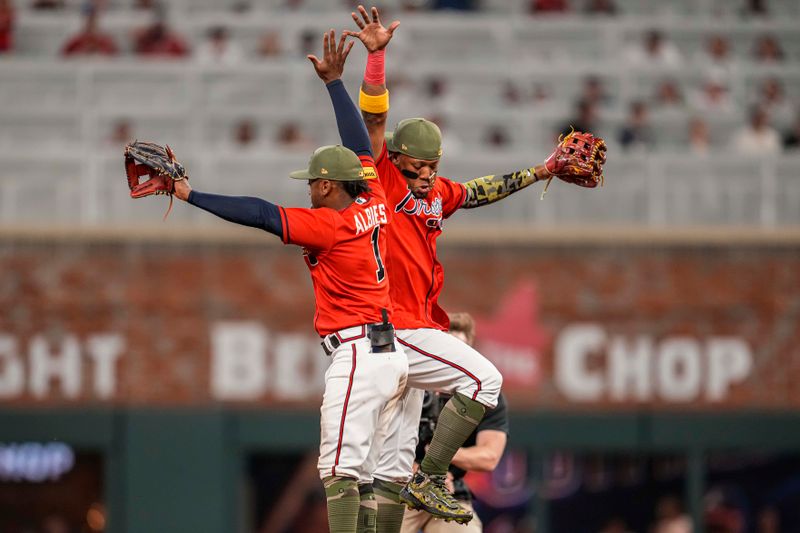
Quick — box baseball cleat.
[399,472,473,524]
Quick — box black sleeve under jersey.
[475,393,510,436]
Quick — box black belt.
[321,323,396,356]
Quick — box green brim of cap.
[289,169,313,180]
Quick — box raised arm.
[308,29,372,157]
[343,5,399,158]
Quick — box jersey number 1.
[370,226,386,283]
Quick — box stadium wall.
[1,237,799,532]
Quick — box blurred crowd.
[0,0,798,156]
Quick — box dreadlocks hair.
[340,179,371,199]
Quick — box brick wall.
[0,240,797,410]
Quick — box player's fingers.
[351,11,365,30]
[342,39,354,60]
[358,5,371,25]
[321,31,329,60]
[371,6,380,24]
[336,31,346,56]
[328,29,336,56]
[387,20,400,35]
[341,30,358,38]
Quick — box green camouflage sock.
[357,483,377,533]
[373,478,405,533]
[420,392,486,476]
[324,476,360,533]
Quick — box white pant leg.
[372,386,424,483]
[398,328,502,409]
[359,346,410,484]
[318,337,408,480]
[374,328,503,482]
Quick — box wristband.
[364,49,385,85]
[359,89,390,114]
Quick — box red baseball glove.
[542,130,607,196]
[124,141,187,218]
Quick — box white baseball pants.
[317,326,408,480]
[372,328,502,483]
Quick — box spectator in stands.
[428,114,464,155]
[108,118,133,147]
[530,0,570,14]
[433,0,477,10]
[133,11,189,58]
[580,75,612,107]
[692,73,733,113]
[753,34,784,63]
[652,496,691,533]
[654,79,685,110]
[743,0,769,17]
[618,100,654,152]
[61,8,118,57]
[299,29,316,57]
[195,26,243,65]
[626,29,682,67]
[688,117,711,155]
[531,82,552,105]
[731,106,782,155]
[0,0,13,55]
[755,77,794,118]
[501,80,523,106]
[696,34,735,74]
[257,30,281,58]
[559,98,598,139]
[584,0,617,15]
[275,121,313,151]
[231,118,259,152]
[485,125,510,149]
[782,113,800,151]
[422,75,459,114]
[32,0,64,9]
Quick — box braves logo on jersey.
[394,190,444,229]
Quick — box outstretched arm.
[308,29,372,157]
[173,180,283,236]
[461,164,551,209]
[343,5,399,158]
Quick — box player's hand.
[342,5,399,53]
[173,177,192,201]
[308,29,354,84]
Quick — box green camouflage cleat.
[398,472,473,525]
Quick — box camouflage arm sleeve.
[461,167,541,209]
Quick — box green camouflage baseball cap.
[289,145,372,181]
[385,118,443,161]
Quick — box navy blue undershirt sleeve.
[326,79,372,157]
[188,190,283,237]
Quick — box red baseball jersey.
[375,142,467,331]
[279,156,392,336]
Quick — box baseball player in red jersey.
[343,5,576,528]
[167,31,408,533]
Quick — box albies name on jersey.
[354,202,388,234]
